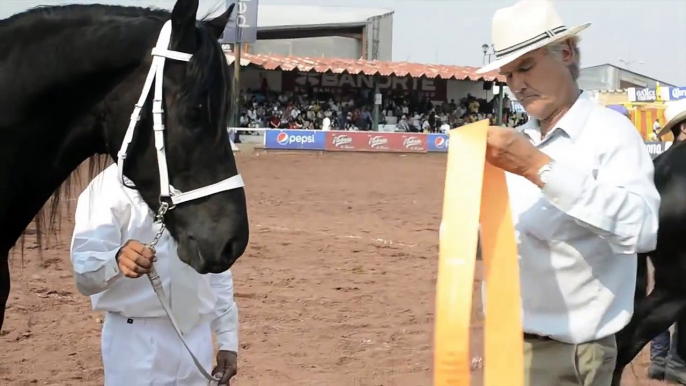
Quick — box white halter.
[116,20,245,206]
[115,20,243,384]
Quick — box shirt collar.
[519,91,593,143]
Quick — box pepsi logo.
[276,132,289,145]
[434,136,449,149]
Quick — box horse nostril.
[220,238,235,262]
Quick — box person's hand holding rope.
[212,350,238,385]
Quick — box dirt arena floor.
[0,149,664,385]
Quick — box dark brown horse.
[0,1,248,331]
[612,140,686,384]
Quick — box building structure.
[250,5,394,61]
[578,63,676,91]
[225,52,505,104]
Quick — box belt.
[523,332,553,341]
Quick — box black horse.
[612,140,686,385]
[0,0,249,331]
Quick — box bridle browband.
[114,20,243,384]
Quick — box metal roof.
[225,52,505,83]
[2,1,393,30]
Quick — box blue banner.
[427,133,450,152]
[264,130,326,150]
[644,141,673,159]
[669,87,686,101]
[221,0,259,44]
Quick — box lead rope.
[145,203,222,385]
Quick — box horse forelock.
[179,21,232,147]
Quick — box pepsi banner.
[264,130,326,150]
[427,133,450,152]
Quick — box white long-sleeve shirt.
[482,92,660,344]
[70,165,238,352]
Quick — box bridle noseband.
[114,20,243,384]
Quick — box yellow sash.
[434,120,524,386]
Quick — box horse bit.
[116,20,244,384]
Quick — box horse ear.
[203,3,235,40]
[170,0,199,52]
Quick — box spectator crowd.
[237,85,528,133]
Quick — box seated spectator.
[236,86,522,132]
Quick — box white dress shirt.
[483,92,660,344]
[70,164,239,352]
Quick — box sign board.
[628,87,672,102]
[435,120,523,386]
[281,71,448,100]
[645,141,673,159]
[669,87,686,101]
[325,132,427,153]
[263,130,326,150]
[375,93,382,105]
[221,0,259,44]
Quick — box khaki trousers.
[524,334,617,386]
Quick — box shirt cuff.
[216,330,239,353]
[105,250,122,282]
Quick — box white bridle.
[115,20,244,384]
[117,20,245,206]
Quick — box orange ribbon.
[434,120,524,386]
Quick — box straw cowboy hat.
[658,99,686,138]
[476,0,591,74]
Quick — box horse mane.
[4,4,231,256]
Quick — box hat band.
[494,25,567,58]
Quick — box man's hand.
[116,240,155,278]
[486,126,551,185]
[213,350,238,385]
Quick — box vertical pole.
[497,84,504,126]
[373,76,380,131]
[231,43,241,129]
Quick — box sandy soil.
[0,150,663,385]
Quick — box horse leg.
[0,252,9,332]
[612,287,686,386]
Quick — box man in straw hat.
[476,1,660,385]
[648,98,686,383]
[658,99,686,143]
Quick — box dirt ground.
[0,150,663,385]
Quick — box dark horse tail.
[635,252,650,301]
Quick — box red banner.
[281,71,448,100]
[325,131,427,153]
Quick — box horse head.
[105,0,248,274]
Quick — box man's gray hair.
[545,36,581,81]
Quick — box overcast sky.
[264,0,686,86]
[3,0,685,85]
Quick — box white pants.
[102,312,213,386]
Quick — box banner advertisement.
[264,130,326,150]
[281,71,448,100]
[628,87,673,103]
[221,0,259,44]
[669,87,686,101]
[325,132,427,152]
[644,141,673,159]
[427,133,450,152]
